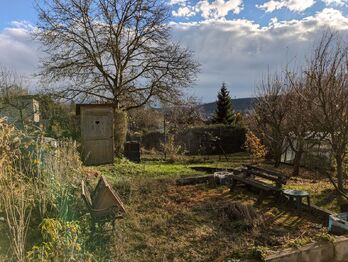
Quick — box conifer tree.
[212,83,235,125]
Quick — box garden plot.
[96,160,332,261]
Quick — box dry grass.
[0,118,86,260]
[0,121,337,262]
[258,163,341,212]
[0,118,34,261]
[91,164,329,261]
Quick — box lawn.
[87,153,337,261]
[256,163,340,213]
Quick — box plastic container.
[328,213,348,235]
[213,171,232,185]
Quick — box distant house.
[281,134,331,170]
[0,96,40,126]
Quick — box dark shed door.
[81,107,114,165]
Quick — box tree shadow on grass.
[110,179,326,261]
[314,188,338,209]
[185,184,324,238]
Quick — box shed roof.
[76,104,115,115]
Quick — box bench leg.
[256,191,265,205]
[289,196,294,205]
[296,197,302,211]
[274,191,283,203]
[307,196,310,207]
[230,179,237,191]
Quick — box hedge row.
[132,125,246,155]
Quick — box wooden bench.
[81,175,126,230]
[230,165,288,203]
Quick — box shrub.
[0,172,33,262]
[244,131,267,164]
[0,118,34,261]
[0,118,21,167]
[27,218,91,261]
[176,125,247,155]
[0,118,87,260]
[161,134,184,162]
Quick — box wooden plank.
[190,166,245,174]
[244,166,288,186]
[245,165,287,179]
[232,176,279,191]
[246,170,286,187]
[80,106,114,165]
[176,175,213,185]
[246,169,279,181]
[93,175,126,213]
[81,180,93,208]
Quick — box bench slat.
[245,169,286,185]
[245,165,287,179]
[231,165,287,192]
[232,176,280,191]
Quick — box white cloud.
[171,8,348,100]
[169,0,187,5]
[0,21,40,90]
[322,0,348,6]
[2,9,348,100]
[172,6,196,17]
[196,0,243,19]
[257,0,315,13]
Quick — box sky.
[1,1,348,102]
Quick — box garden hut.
[76,104,114,165]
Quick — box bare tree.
[283,83,307,176]
[35,0,199,110]
[284,71,327,176]
[252,74,289,167]
[164,96,204,133]
[0,67,36,127]
[128,106,163,133]
[305,31,348,198]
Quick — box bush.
[141,131,164,151]
[160,134,184,162]
[0,118,89,260]
[0,118,34,261]
[27,219,91,261]
[176,125,247,155]
[244,131,267,164]
[140,125,247,155]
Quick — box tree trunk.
[113,109,128,157]
[274,152,281,168]
[336,156,345,193]
[292,150,303,177]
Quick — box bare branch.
[35,0,200,109]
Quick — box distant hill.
[200,97,257,118]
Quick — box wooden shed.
[76,104,114,165]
